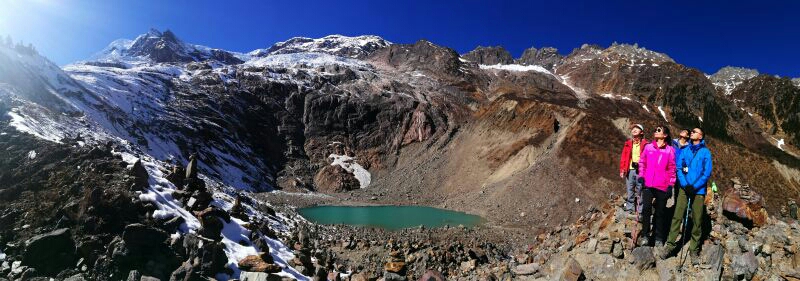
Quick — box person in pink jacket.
[637,125,677,247]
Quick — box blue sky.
[1,0,798,77]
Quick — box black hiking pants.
[640,187,669,243]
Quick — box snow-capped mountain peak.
[709,66,759,95]
[250,34,391,59]
[88,29,245,65]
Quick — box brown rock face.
[722,184,769,227]
[402,106,434,145]
[238,255,282,273]
[313,164,360,192]
[384,261,406,273]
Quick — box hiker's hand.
[684,185,695,197]
[620,172,625,179]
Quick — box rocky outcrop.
[462,46,514,65]
[368,40,464,77]
[517,46,563,70]
[313,164,360,192]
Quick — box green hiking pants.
[666,188,705,253]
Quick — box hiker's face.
[653,127,665,140]
[690,128,703,141]
[631,127,642,137]
[679,130,689,139]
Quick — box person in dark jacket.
[619,124,648,214]
[659,128,713,266]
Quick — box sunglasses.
[654,127,663,133]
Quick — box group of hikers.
[619,123,713,265]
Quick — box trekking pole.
[630,191,641,249]
[677,196,693,272]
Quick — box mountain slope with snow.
[709,66,759,95]
[250,34,391,59]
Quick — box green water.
[297,205,485,230]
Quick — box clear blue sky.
[2,0,798,77]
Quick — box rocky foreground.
[269,184,799,281]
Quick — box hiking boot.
[637,236,649,247]
[654,240,664,248]
[658,245,674,260]
[690,251,700,266]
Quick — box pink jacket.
[638,141,677,191]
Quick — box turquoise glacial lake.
[297,205,485,231]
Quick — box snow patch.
[479,64,553,76]
[329,154,371,188]
[642,104,650,112]
[658,106,668,122]
[27,150,36,159]
[774,138,785,151]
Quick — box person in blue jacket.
[659,128,712,266]
[667,129,691,206]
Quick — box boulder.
[560,258,584,281]
[629,246,655,271]
[731,252,758,280]
[22,228,76,275]
[384,271,407,281]
[384,261,406,273]
[597,239,613,254]
[127,270,142,281]
[240,271,283,281]
[418,270,446,281]
[238,255,281,273]
[313,164,360,193]
[612,241,624,258]
[166,164,185,188]
[701,244,724,270]
[122,223,169,248]
[195,207,229,240]
[349,273,369,281]
[198,241,228,276]
[64,273,88,281]
[512,263,540,275]
[722,185,769,227]
[168,261,198,281]
[130,159,150,190]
